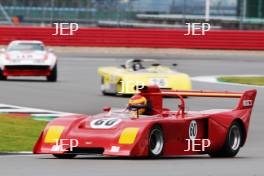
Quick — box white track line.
[192,75,264,88]
[0,151,35,158]
[0,103,77,117]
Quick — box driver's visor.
[127,104,145,111]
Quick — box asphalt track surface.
[0,48,264,176]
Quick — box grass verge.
[218,76,264,86]
[0,115,47,152]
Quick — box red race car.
[33,86,256,158]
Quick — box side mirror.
[0,48,6,52]
[103,106,111,112]
[162,112,169,117]
[120,64,126,68]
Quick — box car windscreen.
[126,60,159,71]
[7,43,45,51]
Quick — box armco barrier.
[0,26,264,50]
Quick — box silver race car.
[0,40,57,82]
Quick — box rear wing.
[139,86,257,113]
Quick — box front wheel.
[101,77,117,96]
[47,65,57,82]
[148,125,164,157]
[209,121,242,158]
[53,154,76,159]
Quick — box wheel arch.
[150,123,163,132]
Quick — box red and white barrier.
[0,26,264,50]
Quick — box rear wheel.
[148,125,164,157]
[53,154,76,159]
[209,121,242,158]
[47,65,57,82]
[0,69,7,80]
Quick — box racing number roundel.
[189,120,197,140]
[90,118,121,129]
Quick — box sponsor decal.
[110,146,120,153]
[243,100,253,107]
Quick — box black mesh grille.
[68,148,104,154]
[5,65,49,70]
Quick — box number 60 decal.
[90,118,122,129]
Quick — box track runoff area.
[0,46,264,176]
[0,20,263,176]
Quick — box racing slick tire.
[53,154,76,159]
[102,90,113,96]
[0,69,7,80]
[209,121,242,158]
[47,64,57,82]
[148,125,164,157]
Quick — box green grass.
[0,115,47,152]
[218,76,264,86]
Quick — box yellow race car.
[98,59,192,95]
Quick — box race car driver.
[128,94,147,116]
